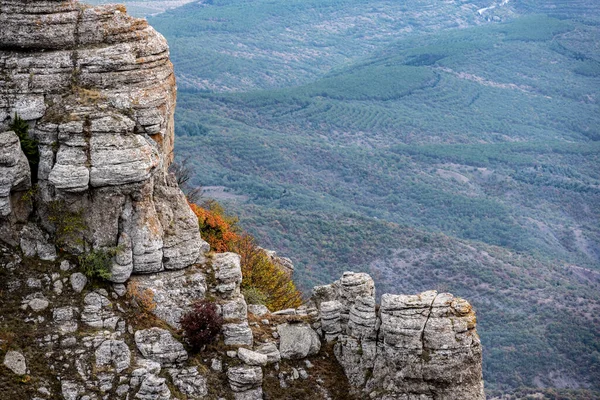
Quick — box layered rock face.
[0,0,208,280]
[312,272,485,399]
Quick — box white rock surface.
[278,323,321,360]
[3,350,27,375]
[134,328,188,366]
[238,347,268,366]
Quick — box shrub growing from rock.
[180,300,223,351]
[78,247,120,281]
[9,113,39,182]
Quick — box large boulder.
[277,323,321,359]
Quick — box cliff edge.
[0,0,208,280]
[0,1,485,399]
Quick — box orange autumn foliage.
[190,200,240,252]
[189,200,303,310]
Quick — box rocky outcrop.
[0,0,208,278]
[311,272,485,399]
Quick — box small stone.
[227,365,263,392]
[211,358,222,371]
[278,323,321,359]
[38,386,51,396]
[238,347,268,366]
[3,350,27,375]
[70,273,87,293]
[227,351,237,358]
[261,319,269,325]
[61,381,83,400]
[60,260,73,271]
[29,297,50,312]
[27,278,42,288]
[136,374,171,400]
[299,368,309,380]
[272,308,296,316]
[255,342,281,364]
[116,384,129,396]
[53,280,64,295]
[61,337,77,348]
[95,339,131,373]
[291,368,299,380]
[304,359,313,369]
[168,367,208,397]
[112,284,127,297]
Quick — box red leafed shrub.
[180,300,223,351]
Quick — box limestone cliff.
[0,2,485,399]
[0,0,208,281]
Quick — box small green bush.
[242,286,268,305]
[9,113,39,182]
[78,247,120,281]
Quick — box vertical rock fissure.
[420,293,438,398]
[420,293,437,352]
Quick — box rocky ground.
[0,243,484,399]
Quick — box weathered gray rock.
[60,381,83,400]
[347,296,377,340]
[320,300,342,341]
[223,321,254,346]
[3,350,26,375]
[262,248,294,276]
[128,269,207,328]
[53,306,79,334]
[69,272,87,293]
[211,358,223,372]
[213,252,242,298]
[238,347,268,366]
[278,323,321,359]
[247,304,270,316]
[95,339,131,373]
[168,367,208,398]
[0,131,30,219]
[255,342,281,364]
[222,296,248,322]
[234,388,263,400]
[134,328,188,366]
[22,293,50,312]
[110,232,134,283]
[227,365,263,392]
[81,291,119,330]
[313,272,485,399]
[136,374,171,400]
[19,224,56,261]
[0,0,206,274]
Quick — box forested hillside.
[94,0,600,396]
